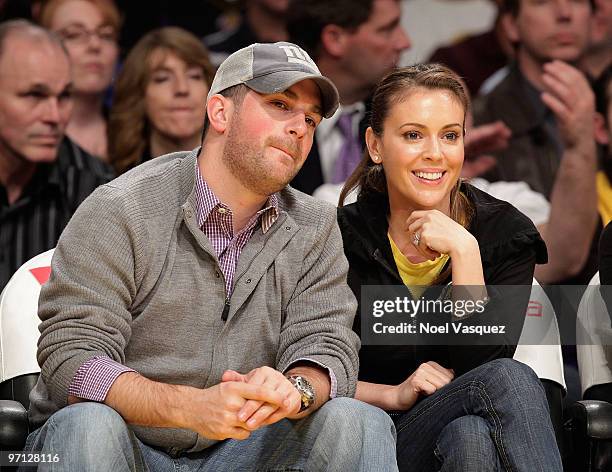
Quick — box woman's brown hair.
[107,27,215,174]
[339,63,474,284]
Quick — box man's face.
[222,79,322,196]
[0,35,72,165]
[506,0,591,63]
[340,0,411,91]
[590,0,612,49]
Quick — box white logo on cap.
[278,45,316,68]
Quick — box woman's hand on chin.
[405,209,479,260]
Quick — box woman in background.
[40,0,120,160]
[338,64,561,471]
[108,27,214,174]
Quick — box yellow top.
[597,171,612,227]
[388,234,449,298]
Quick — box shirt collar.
[194,162,279,233]
[316,101,366,141]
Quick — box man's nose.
[287,112,308,138]
[42,98,61,123]
[395,26,412,52]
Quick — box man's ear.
[365,127,383,163]
[320,24,352,58]
[595,111,610,145]
[500,11,520,44]
[206,95,233,134]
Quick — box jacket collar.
[490,63,550,137]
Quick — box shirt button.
[217,207,227,214]
[215,271,221,278]
[246,278,252,284]
[285,226,291,231]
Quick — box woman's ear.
[206,95,233,134]
[595,112,610,146]
[365,127,382,163]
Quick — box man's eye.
[306,116,317,128]
[25,91,46,99]
[271,100,288,110]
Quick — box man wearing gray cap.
[23,42,398,471]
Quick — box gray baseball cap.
[207,42,339,118]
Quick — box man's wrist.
[284,364,331,415]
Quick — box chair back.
[513,278,566,392]
[0,249,54,385]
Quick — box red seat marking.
[29,266,51,285]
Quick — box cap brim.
[246,70,340,119]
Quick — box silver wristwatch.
[287,375,316,412]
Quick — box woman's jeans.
[392,358,563,471]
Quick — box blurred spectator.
[429,0,514,96]
[287,0,411,194]
[108,27,214,174]
[0,0,40,21]
[601,222,612,320]
[594,64,612,227]
[204,0,288,66]
[114,0,223,55]
[581,0,612,79]
[399,0,498,65]
[39,0,120,160]
[474,0,599,284]
[0,20,113,289]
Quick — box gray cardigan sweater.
[30,149,360,454]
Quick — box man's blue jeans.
[21,397,398,471]
[393,358,563,471]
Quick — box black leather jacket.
[337,183,548,383]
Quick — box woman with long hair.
[108,27,214,174]
[338,64,562,471]
[40,0,120,160]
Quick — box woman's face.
[368,88,465,214]
[145,50,209,142]
[51,0,119,95]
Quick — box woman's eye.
[444,132,459,141]
[404,131,420,140]
[188,70,204,80]
[151,75,169,83]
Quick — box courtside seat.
[513,279,566,450]
[568,272,612,471]
[0,249,54,450]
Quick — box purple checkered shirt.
[68,163,337,402]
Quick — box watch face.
[289,375,315,412]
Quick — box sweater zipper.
[220,218,286,322]
[221,299,230,321]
